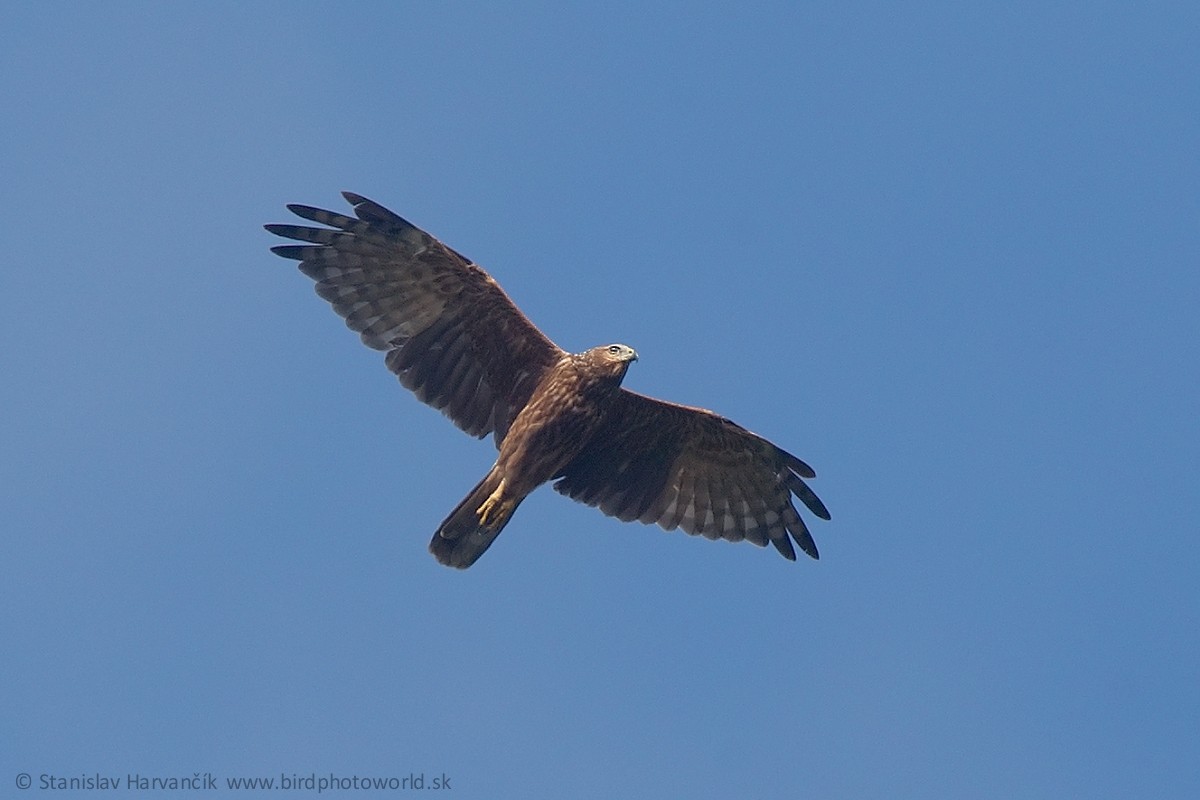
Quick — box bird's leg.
[476,479,513,530]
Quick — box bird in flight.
[266,193,830,568]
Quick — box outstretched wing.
[267,193,565,443]
[553,390,830,560]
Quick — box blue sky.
[2,2,1197,797]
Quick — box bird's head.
[583,343,639,381]
[598,343,638,363]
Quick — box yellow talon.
[476,483,512,529]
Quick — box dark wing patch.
[267,192,564,443]
[553,389,830,560]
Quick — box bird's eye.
[608,345,621,354]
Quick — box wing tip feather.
[783,450,817,479]
[770,533,798,561]
[268,244,306,260]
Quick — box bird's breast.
[495,374,617,494]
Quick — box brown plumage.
[266,193,830,569]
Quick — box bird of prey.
[266,193,830,569]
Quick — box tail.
[429,469,522,569]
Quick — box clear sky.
[3,3,1197,798]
